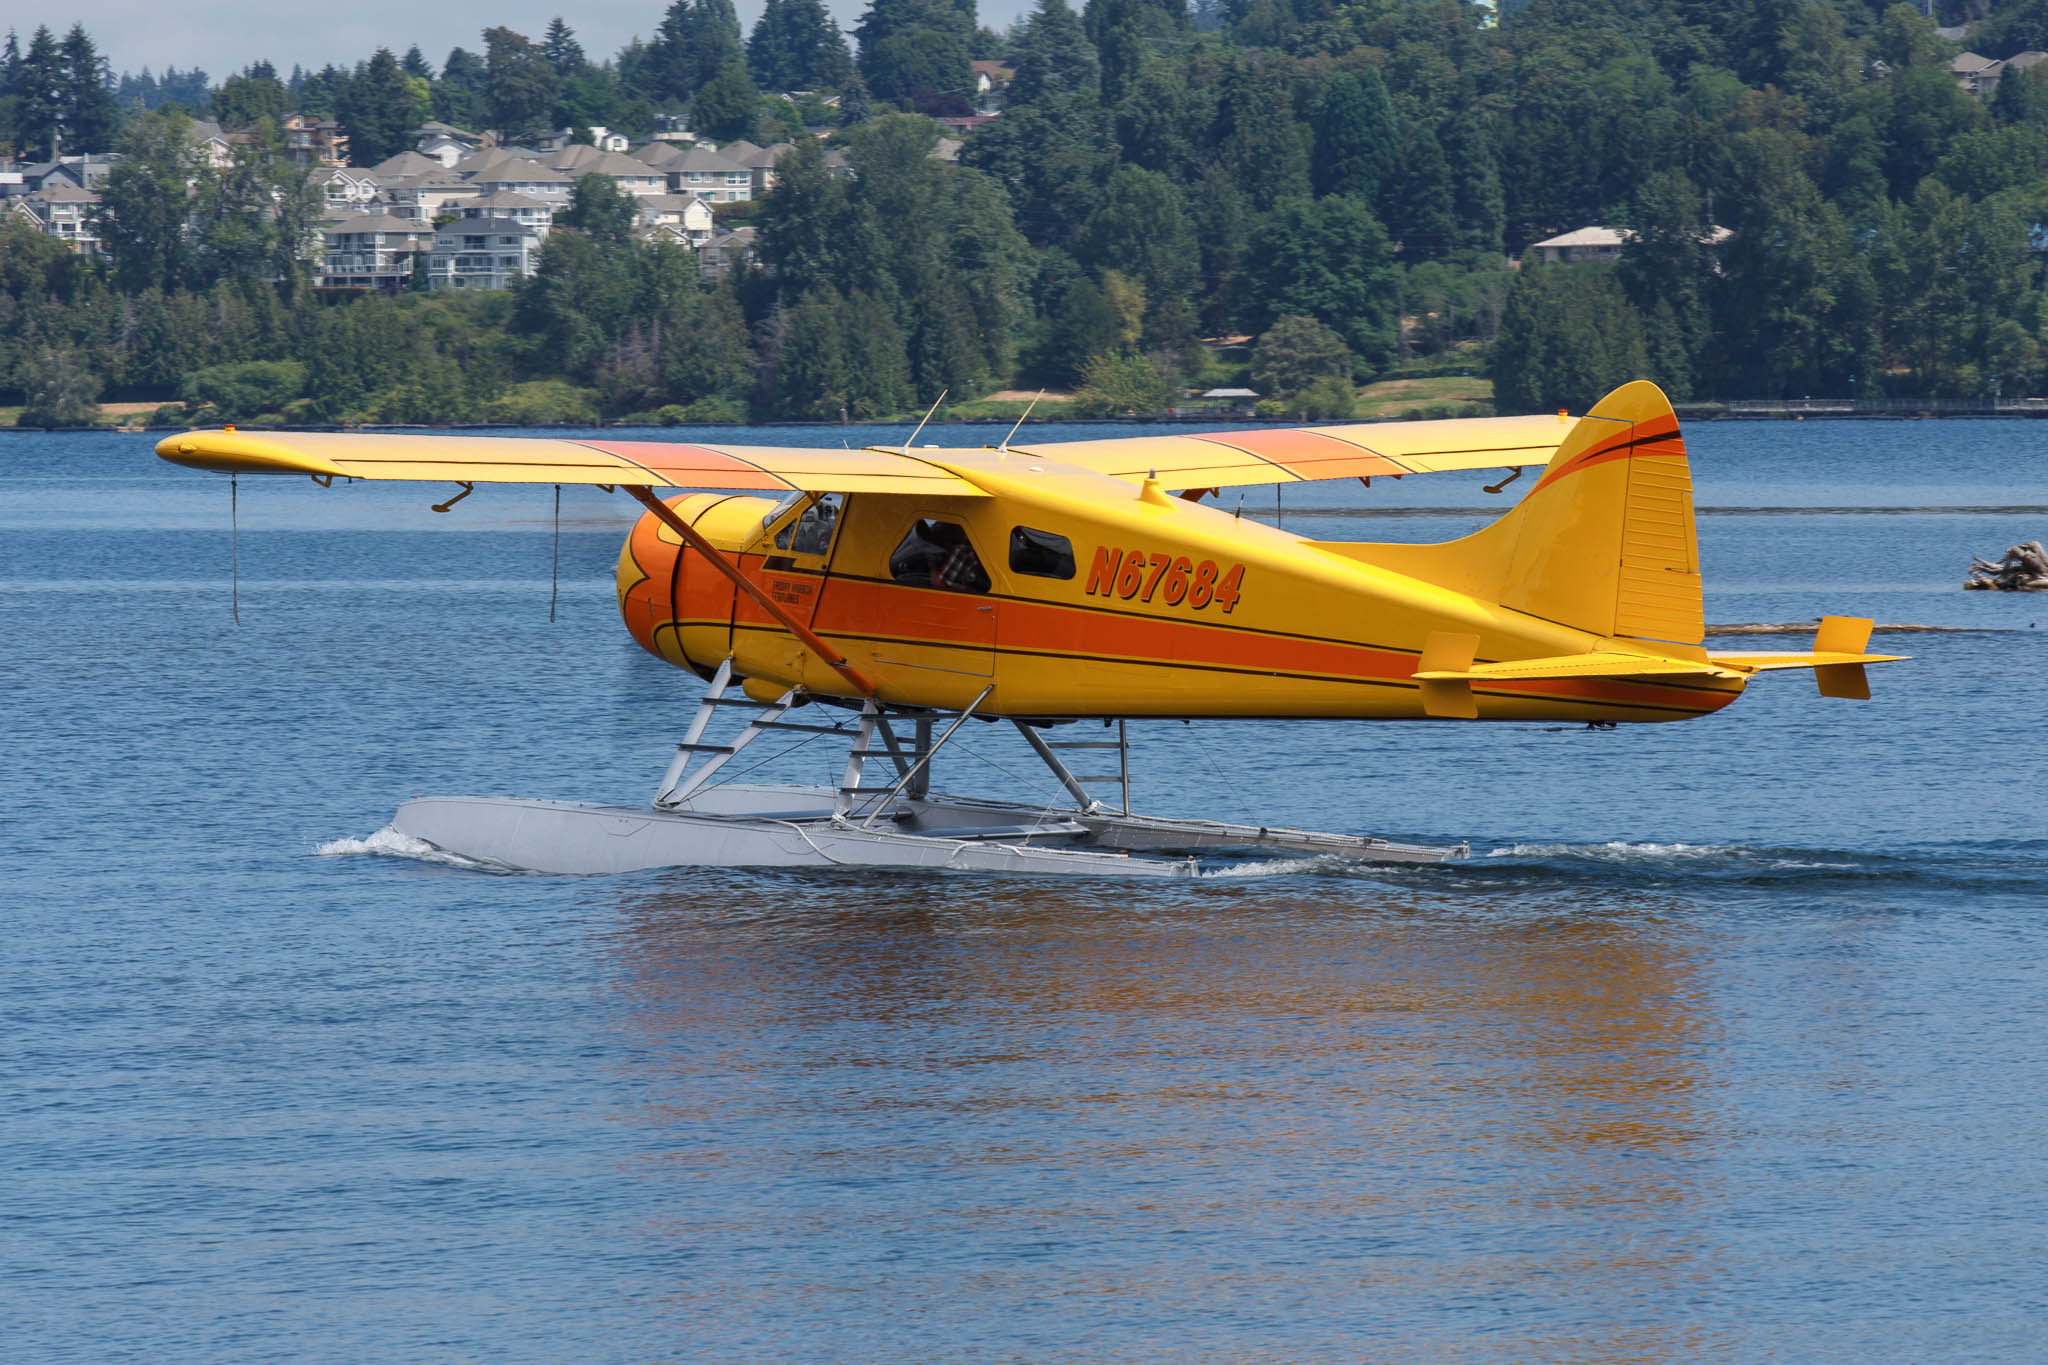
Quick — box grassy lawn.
[1354,375,1494,418]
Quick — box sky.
[25,2,1035,83]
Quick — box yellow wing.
[154,430,988,497]
[1011,411,1589,489]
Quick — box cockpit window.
[772,493,843,557]
[889,519,991,593]
[1009,526,1075,580]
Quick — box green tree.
[1492,265,1650,413]
[542,18,587,75]
[1312,68,1397,204]
[857,0,975,111]
[773,284,852,416]
[18,346,102,427]
[1089,0,1147,104]
[92,107,200,295]
[1073,166,1197,340]
[1250,314,1351,406]
[750,0,853,92]
[560,171,638,244]
[434,47,487,127]
[59,24,118,151]
[13,27,63,158]
[691,62,760,140]
[1241,194,1396,371]
[213,64,287,131]
[1072,350,1170,415]
[1009,0,1097,105]
[841,287,913,414]
[336,48,417,165]
[483,26,560,138]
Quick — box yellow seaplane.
[158,380,1901,877]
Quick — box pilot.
[891,520,989,592]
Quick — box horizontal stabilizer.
[1708,616,1906,699]
[1413,651,1746,682]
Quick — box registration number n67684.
[1085,547,1243,612]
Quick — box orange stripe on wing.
[576,440,795,491]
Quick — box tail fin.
[1333,381,1703,646]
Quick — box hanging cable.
[230,474,240,626]
[550,484,560,623]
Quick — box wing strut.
[625,485,878,700]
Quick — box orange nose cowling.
[616,499,689,667]
[615,493,766,676]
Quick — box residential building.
[380,171,480,223]
[461,190,555,231]
[647,114,696,145]
[544,146,667,197]
[635,192,716,245]
[187,119,234,169]
[721,141,793,196]
[14,183,102,256]
[665,145,752,202]
[283,113,349,167]
[970,61,1013,112]
[698,225,757,280]
[315,166,380,215]
[460,151,574,205]
[1525,223,1731,266]
[371,150,442,180]
[414,122,484,167]
[428,215,544,290]
[1952,51,2002,96]
[320,213,433,289]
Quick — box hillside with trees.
[7,0,2048,425]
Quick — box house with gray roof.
[428,215,545,290]
[13,182,102,256]
[666,145,752,202]
[320,213,434,289]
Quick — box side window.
[772,492,843,557]
[1009,526,1075,580]
[888,520,991,594]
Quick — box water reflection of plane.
[596,879,1724,1353]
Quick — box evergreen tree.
[401,46,434,80]
[15,27,64,158]
[59,25,118,152]
[92,107,200,295]
[841,288,912,414]
[1008,0,1097,106]
[542,18,587,76]
[435,48,486,128]
[857,0,975,111]
[750,0,853,93]
[336,49,416,166]
[560,171,638,244]
[838,70,874,125]
[774,284,851,416]
[1388,122,1454,260]
[482,27,561,138]
[1312,69,1396,204]
[1086,0,1146,104]
[1073,165,1197,337]
[1442,112,1503,257]
[214,65,288,131]
[1240,194,1395,370]
[692,63,760,140]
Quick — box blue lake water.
[4,420,2046,1360]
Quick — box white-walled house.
[428,216,544,290]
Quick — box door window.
[889,520,991,593]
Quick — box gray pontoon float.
[392,662,1466,877]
